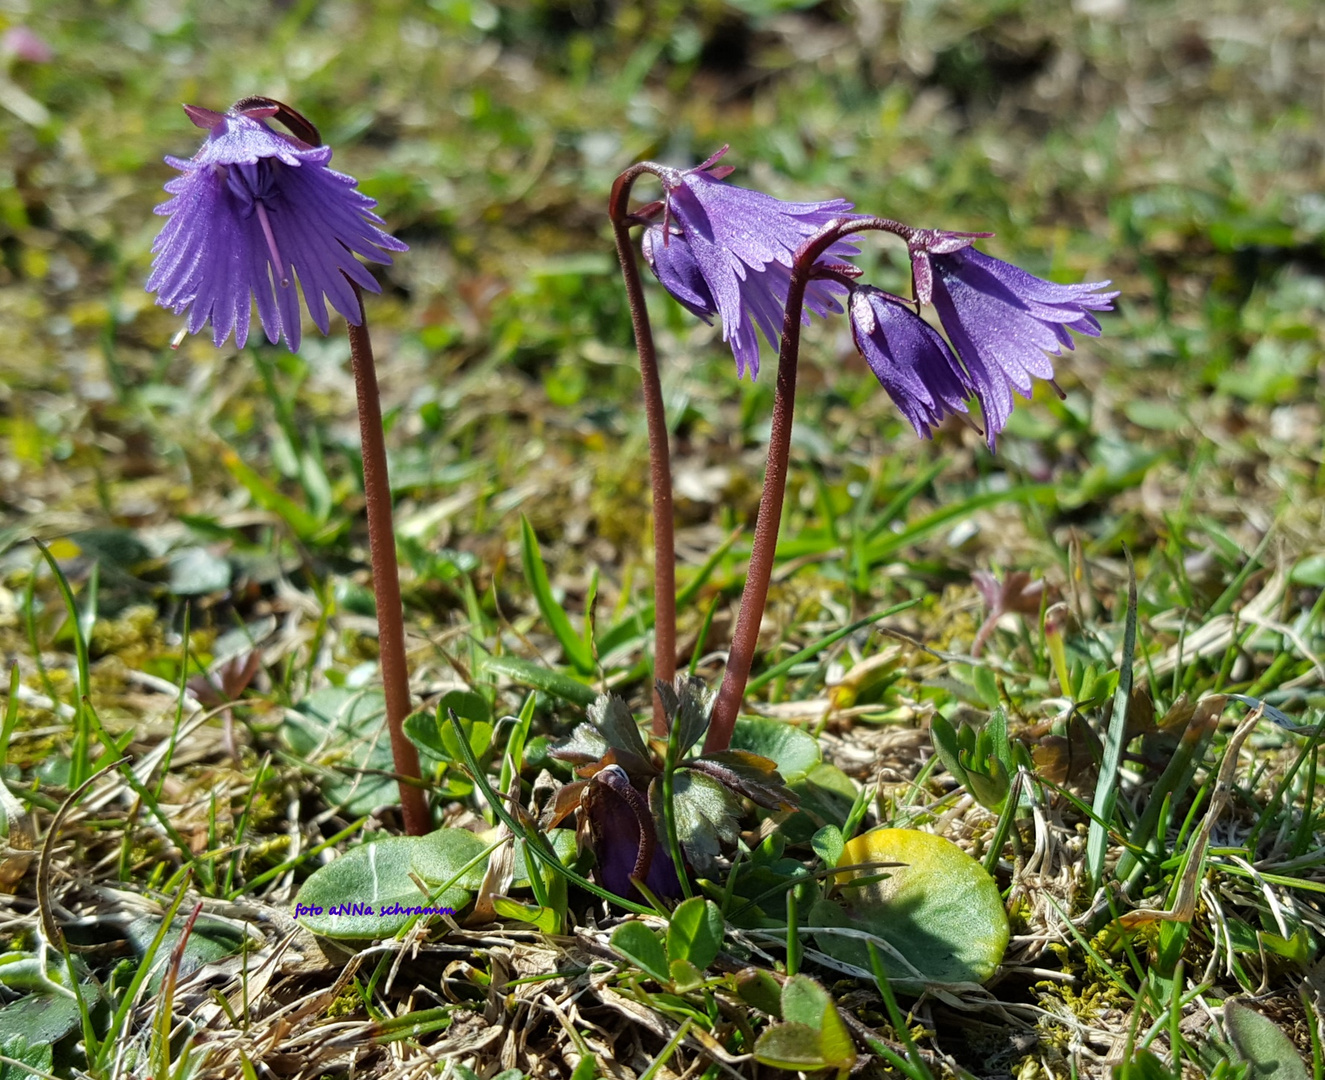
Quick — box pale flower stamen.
[253,200,288,288]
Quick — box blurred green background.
[1,0,1322,677]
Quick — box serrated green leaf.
[657,676,710,756]
[610,922,670,983]
[548,722,610,767]
[587,694,654,775]
[660,769,741,874]
[666,896,724,971]
[686,750,796,810]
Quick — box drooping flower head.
[642,148,861,380]
[581,764,683,900]
[148,98,407,352]
[907,229,1118,447]
[848,286,974,439]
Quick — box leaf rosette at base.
[547,676,797,901]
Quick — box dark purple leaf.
[548,722,608,766]
[584,765,681,899]
[587,695,656,778]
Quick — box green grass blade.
[1087,547,1138,888]
[520,514,595,674]
[867,942,936,1080]
[498,691,537,799]
[773,483,1053,563]
[34,540,93,789]
[221,446,323,542]
[746,600,919,695]
[863,457,949,543]
[481,654,598,707]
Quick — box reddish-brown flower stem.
[704,217,882,753]
[610,163,675,737]
[346,283,429,836]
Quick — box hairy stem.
[610,165,675,737]
[346,284,429,836]
[704,219,861,753]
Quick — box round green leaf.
[1225,1000,1310,1080]
[735,968,784,1017]
[668,957,705,992]
[0,986,95,1046]
[811,825,845,869]
[411,826,493,891]
[609,921,670,984]
[813,827,1009,987]
[295,833,482,939]
[753,1023,834,1072]
[127,915,247,993]
[282,687,396,815]
[780,973,831,1028]
[729,718,820,780]
[666,896,724,972]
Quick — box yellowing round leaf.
[812,827,1008,988]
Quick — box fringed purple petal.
[927,246,1116,448]
[147,105,407,351]
[649,158,862,379]
[849,287,973,439]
